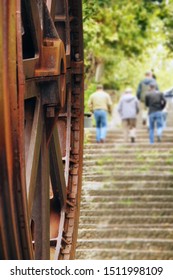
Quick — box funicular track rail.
[0,0,84,260]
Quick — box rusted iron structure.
[0,0,84,260]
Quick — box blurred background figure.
[151,68,157,80]
[136,70,159,126]
[117,87,139,143]
[88,84,113,143]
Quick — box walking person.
[145,81,166,144]
[136,70,159,126]
[88,84,112,143]
[117,87,139,143]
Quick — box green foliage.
[83,0,173,106]
[84,83,97,112]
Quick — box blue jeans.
[94,110,107,142]
[148,111,163,144]
[162,111,168,129]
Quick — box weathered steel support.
[0,0,84,260]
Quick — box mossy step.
[85,127,173,133]
[75,248,173,260]
[87,135,173,140]
[83,174,173,182]
[80,201,173,210]
[84,143,173,149]
[78,223,173,229]
[78,228,173,239]
[86,130,173,135]
[87,135,173,139]
[84,154,173,160]
[81,195,173,203]
[85,129,173,136]
[84,147,173,153]
[79,215,173,225]
[83,167,173,174]
[84,160,173,167]
[83,181,173,189]
[79,127,173,260]
[81,189,173,197]
[83,170,173,177]
[79,208,173,217]
[86,138,173,143]
[76,238,173,251]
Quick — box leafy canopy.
[83,0,173,97]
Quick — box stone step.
[83,167,173,174]
[84,156,173,164]
[76,238,173,251]
[84,147,173,154]
[77,126,173,260]
[87,132,173,138]
[86,137,173,143]
[75,248,173,260]
[83,169,173,176]
[79,215,173,225]
[80,201,173,210]
[83,181,173,190]
[79,208,173,217]
[87,139,173,144]
[81,188,173,197]
[84,143,173,149]
[81,195,173,203]
[84,160,173,167]
[83,150,173,161]
[83,174,173,182]
[78,228,173,239]
[85,129,173,135]
[87,134,173,139]
[85,128,173,134]
[78,223,173,229]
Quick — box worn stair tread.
[77,125,173,260]
[82,187,173,193]
[83,174,173,181]
[78,228,173,239]
[77,238,173,243]
[78,223,173,229]
[83,181,173,186]
[79,209,173,216]
[76,239,173,251]
[75,249,173,260]
[80,202,173,209]
[81,195,173,203]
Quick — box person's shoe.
[100,139,105,143]
[131,137,135,143]
[157,136,161,142]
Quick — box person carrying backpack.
[145,81,166,144]
[136,70,159,126]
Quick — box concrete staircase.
[75,126,173,260]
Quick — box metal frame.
[0,0,84,260]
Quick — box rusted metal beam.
[50,127,67,208]
[32,126,50,260]
[0,0,84,260]
[25,99,43,217]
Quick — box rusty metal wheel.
[0,0,84,260]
